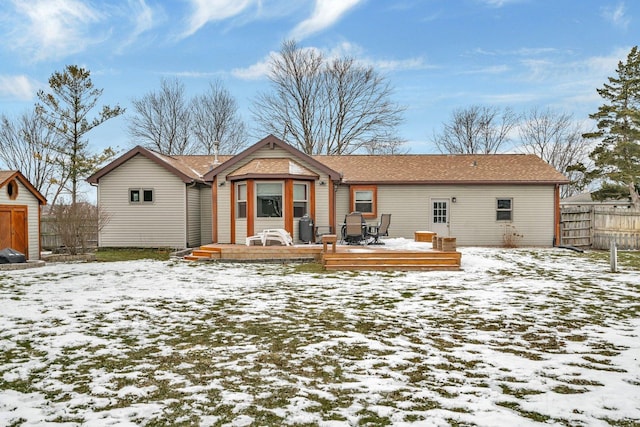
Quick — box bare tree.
[191,81,248,155]
[51,201,110,255]
[128,78,194,155]
[432,105,518,154]
[0,111,63,204]
[252,40,405,155]
[517,108,593,197]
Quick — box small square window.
[130,188,154,203]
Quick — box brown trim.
[86,146,202,185]
[284,179,294,235]
[230,181,235,244]
[341,180,569,186]
[554,184,561,246]
[37,203,41,259]
[247,179,255,238]
[310,182,316,222]
[350,185,377,219]
[212,177,218,243]
[0,171,46,205]
[228,173,318,181]
[203,134,341,182]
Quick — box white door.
[430,199,449,237]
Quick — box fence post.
[610,240,617,273]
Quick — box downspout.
[185,181,197,248]
[553,184,562,246]
[90,182,99,249]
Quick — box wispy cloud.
[290,0,363,40]
[232,54,276,80]
[116,0,162,51]
[602,2,630,30]
[478,0,522,7]
[4,0,104,62]
[0,75,37,100]
[232,41,432,80]
[181,0,255,38]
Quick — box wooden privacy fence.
[561,206,640,250]
[40,215,98,251]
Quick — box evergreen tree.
[36,65,124,205]
[584,46,640,207]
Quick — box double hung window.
[237,184,247,219]
[496,198,513,221]
[293,183,308,218]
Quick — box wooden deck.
[185,243,461,271]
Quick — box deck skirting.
[186,243,461,271]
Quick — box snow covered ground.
[1,239,639,426]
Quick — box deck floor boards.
[186,243,462,271]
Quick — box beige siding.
[216,145,331,244]
[200,186,212,245]
[336,184,556,246]
[187,185,200,247]
[98,155,187,248]
[313,180,331,231]
[0,180,41,259]
[216,184,231,243]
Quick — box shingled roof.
[87,146,231,184]
[88,139,568,186]
[227,158,319,180]
[313,154,568,185]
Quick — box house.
[561,192,632,209]
[88,135,569,248]
[0,171,47,260]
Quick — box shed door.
[0,206,28,257]
[430,199,449,237]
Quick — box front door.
[430,199,449,237]
[0,206,28,257]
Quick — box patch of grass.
[552,384,589,394]
[499,384,544,398]
[96,247,172,262]
[584,250,640,270]
[496,401,551,422]
[288,262,326,274]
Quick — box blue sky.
[0,0,637,155]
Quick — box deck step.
[323,250,461,271]
[324,264,460,271]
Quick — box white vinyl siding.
[200,186,212,245]
[187,185,200,247]
[336,184,556,247]
[0,179,40,260]
[97,155,187,248]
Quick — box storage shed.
[0,171,47,260]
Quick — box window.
[497,198,513,221]
[257,183,282,218]
[6,179,18,200]
[350,186,377,218]
[237,183,247,219]
[293,183,308,218]
[130,188,154,203]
